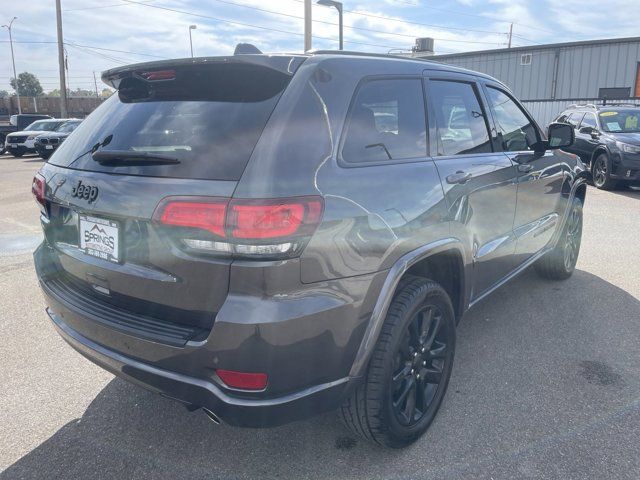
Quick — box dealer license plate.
[79,215,120,263]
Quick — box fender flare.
[590,145,609,165]
[348,238,467,378]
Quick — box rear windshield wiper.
[92,150,181,166]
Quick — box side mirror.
[547,122,574,149]
[579,126,594,135]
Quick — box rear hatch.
[40,55,305,341]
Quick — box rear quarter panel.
[234,57,450,284]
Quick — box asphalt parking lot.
[1,152,639,479]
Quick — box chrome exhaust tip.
[202,408,221,425]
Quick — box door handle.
[518,163,533,173]
[446,171,473,185]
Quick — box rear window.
[50,63,291,180]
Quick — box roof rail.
[567,103,597,109]
[602,102,640,107]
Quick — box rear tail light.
[153,196,324,259]
[216,369,268,390]
[31,172,46,214]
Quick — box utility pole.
[93,71,99,98]
[55,0,68,117]
[2,17,21,114]
[304,0,312,52]
[507,23,513,49]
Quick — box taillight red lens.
[139,69,176,81]
[31,173,46,209]
[154,196,324,257]
[228,198,322,239]
[217,369,268,390]
[155,198,228,237]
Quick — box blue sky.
[2,0,640,93]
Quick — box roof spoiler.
[101,54,306,89]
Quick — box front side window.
[580,113,597,129]
[430,80,491,156]
[342,78,427,163]
[486,87,539,152]
[567,112,584,127]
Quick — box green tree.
[9,72,44,97]
[70,87,94,97]
[0,90,8,98]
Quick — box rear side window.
[341,78,427,163]
[486,87,539,152]
[429,80,491,156]
[49,63,291,181]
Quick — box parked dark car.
[0,114,52,155]
[32,51,586,448]
[34,120,83,159]
[554,104,640,189]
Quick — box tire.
[592,153,617,190]
[534,196,583,280]
[39,152,51,160]
[340,277,456,448]
[11,150,24,158]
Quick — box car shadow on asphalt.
[4,269,640,479]
[610,186,640,200]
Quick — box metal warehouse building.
[424,37,640,125]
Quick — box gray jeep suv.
[33,51,586,448]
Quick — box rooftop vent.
[412,37,434,56]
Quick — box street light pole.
[317,0,343,50]
[2,17,21,114]
[189,25,197,58]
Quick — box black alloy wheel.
[392,304,449,426]
[340,277,456,448]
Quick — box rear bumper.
[35,243,380,427]
[48,307,353,427]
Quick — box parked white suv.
[4,119,73,157]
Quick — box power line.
[117,0,413,50]
[1,40,165,59]
[119,0,505,50]
[208,0,506,38]
[290,0,506,35]
[65,40,165,58]
[63,0,155,12]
